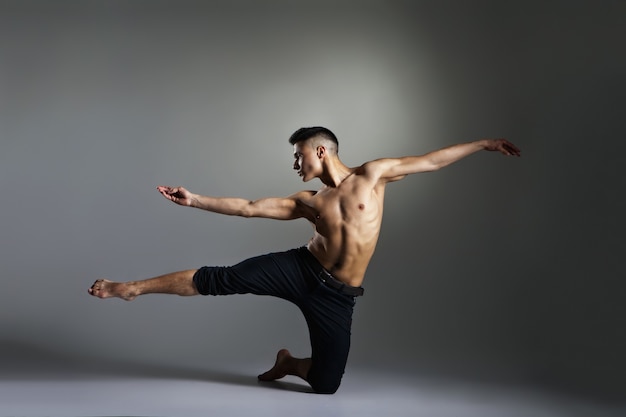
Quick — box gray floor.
[1,353,624,417]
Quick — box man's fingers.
[157,187,177,201]
[157,185,178,195]
[501,141,521,156]
[508,145,521,156]
[504,141,520,153]
[157,185,171,194]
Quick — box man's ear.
[316,146,326,159]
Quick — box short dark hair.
[288,126,339,153]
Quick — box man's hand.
[484,139,521,156]
[157,185,195,207]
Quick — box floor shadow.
[97,360,313,393]
[0,339,313,393]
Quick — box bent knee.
[309,376,342,394]
[312,384,340,395]
[307,361,346,394]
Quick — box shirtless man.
[88,126,520,394]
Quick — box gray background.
[1,0,624,401]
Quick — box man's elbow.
[237,201,256,218]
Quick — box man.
[88,126,520,394]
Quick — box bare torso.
[296,166,386,287]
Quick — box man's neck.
[319,157,352,188]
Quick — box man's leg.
[257,315,351,394]
[258,293,355,394]
[88,249,336,391]
[87,270,199,301]
[301,289,355,394]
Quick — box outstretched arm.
[372,138,520,181]
[156,186,310,220]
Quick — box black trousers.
[192,246,361,394]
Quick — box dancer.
[88,126,520,394]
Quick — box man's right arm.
[156,185,310,220]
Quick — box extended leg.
[88,270,199,301]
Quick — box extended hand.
[484,139,521,156]
[157,185,194,206]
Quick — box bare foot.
[258,349,292,381]
[88,279,136,301]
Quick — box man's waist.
[297,246,364,297]
[317,268,364,297]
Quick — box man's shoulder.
[353,159,391,181]
[359,158,393,171]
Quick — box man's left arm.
[371,139,520,181]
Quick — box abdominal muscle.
[306,216,380,288]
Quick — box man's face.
[293,141,320,182]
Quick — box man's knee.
[308,370,343,394]
[311,382,341,395]
[193,266,237,296]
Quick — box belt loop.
[318,269,327,284]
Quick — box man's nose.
[293,160,300,170]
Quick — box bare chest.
[302,182,382,232]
